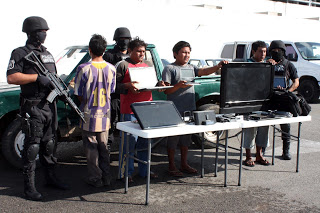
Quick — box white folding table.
[238,115,312,186]
[116,115,311,204]
[116,121,240,205]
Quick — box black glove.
[37,76,52,88]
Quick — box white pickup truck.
[220,41,320,102]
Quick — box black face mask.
[28,31,47,46]
[36,31,47,44]
[117,39,130,51]
[271,50,284,62]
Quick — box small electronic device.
[193,110,216,125]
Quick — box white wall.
[1,0,320,82]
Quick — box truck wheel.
[1,118,38,169]
[192,104,226,149]
[298,79,319,103]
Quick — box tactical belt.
[20,94,49,107]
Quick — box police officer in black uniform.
[7,16,69,201]
[103,27,131,149]
[269,40,300,160]
[103,27,131,65]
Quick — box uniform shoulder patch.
[7,60,15,70]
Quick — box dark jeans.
[280,123,290,142]
[108,96,120,144]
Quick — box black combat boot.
[282,140,291,160]
[45,168,70,190]
[24,171,42,201]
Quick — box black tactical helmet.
[113,27,131,40]
[22,16,49,33]
[269,40,286,52]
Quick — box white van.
[220,41,320,102]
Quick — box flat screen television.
[219,62,274,115]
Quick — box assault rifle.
[24,51,86,123]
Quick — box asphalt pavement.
[0,101,320,212]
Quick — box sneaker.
[102,175,111,186]
[85,178,103,188]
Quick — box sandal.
[180,166,198,174]
[169,170,184,177]
[120,176,134,183]
[128,176,134,183]
[150,171,158,179]
[243,158,255,167]
[255,158,270,166]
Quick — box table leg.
[296,122,302,173]
[224,130,228,187]
[214,131,219,177]
[272,125,276,165]
[125,133,129,193]
[145,138,151,205]
[201,132,204,178]
[238,129,244,186]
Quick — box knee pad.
[45,139,55,156]
[26,144,40,162]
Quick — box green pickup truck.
[0,44,222,168]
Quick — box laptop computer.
[180,68,200,85]
[131,101,186,129]
[129,67,173,91]
[274,76,287,88]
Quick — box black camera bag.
[268,89,311,117]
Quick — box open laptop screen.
[129,67,158,90]
[180,68,195,82]
[131,101,185,129]
[274,76,287,88]
[129,67,173,91]
[180,68,201,85]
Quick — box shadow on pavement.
[0,135,298,204]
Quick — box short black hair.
[251,40,267,52]
[172,41,191,55]
[89,34,107,56]
[128,37,147,50]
